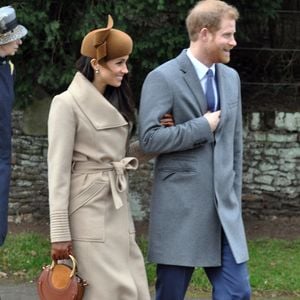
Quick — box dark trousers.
[155,234,251,300]
[0,159,11,246]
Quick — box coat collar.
[215,63,237,108]
[176,49,206,115]
[215,63,240,134]
[68,72,128,130]
[176,50,235,114]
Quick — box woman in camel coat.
[47,16,169,299]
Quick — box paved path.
[0,282,37,300]
[0,282,298,300]
[0,282,209,300]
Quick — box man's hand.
[204,110,221,132]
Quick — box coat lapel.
[215,64,237,132]
[68,72,128,130]
[176,50,206,115]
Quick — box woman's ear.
[90,58,100,74]
[90,58,99,70]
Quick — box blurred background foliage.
[1,0,285,106]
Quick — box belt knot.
[110,157,138,209]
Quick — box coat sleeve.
[138,69,214,154]
[127,139,156,164]
[48,94,75,243]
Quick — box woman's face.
[100,55,129,88]
[0,39,23,57]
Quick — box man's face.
[0,39,22,56]
[204,17,237,65]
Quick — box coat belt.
[72,157,138,209]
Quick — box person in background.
[48,15,171,299]
[138,0,251,299]
[0,5,27,246]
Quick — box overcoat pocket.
[69,180,108,242]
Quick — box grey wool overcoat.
[48,72,150,300]
[138,50,249,267]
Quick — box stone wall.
[10,111,48,223]
[8,110,300,223]
[243,112,300,217]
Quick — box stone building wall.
[9,111,48,223]
[242,112,300,217]
[8,110,299,223]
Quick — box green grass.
[1,233,300,297]
[0,233,51,281]
[247,239,300,294]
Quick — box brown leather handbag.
[37,255,88,300]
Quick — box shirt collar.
[186,48,215,80]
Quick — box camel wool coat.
[48,72,150,300]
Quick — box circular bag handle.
[50,255,78,278]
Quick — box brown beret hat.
[80,15,133,63]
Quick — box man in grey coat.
[138,0,251,299]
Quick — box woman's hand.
[51,241,73,261]
[160,113,174,127]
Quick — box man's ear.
[199,27,210,42]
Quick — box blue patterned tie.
[206,69,216,112]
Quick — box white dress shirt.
[186,48,219,111]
